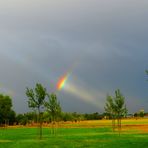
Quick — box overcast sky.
[0,0,148,113]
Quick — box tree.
[104,89,127,134]
[134,112,138,117]
[7,110,16,125]
[123,105,128,118]
[139,109,144,117]
[44,93,61,134]
[16,114,27,125]
[0,94,13,126]
[61,112,75,122]
[26,83,47,139]
[104,95,116,131]
[114,89,126,134]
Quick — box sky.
[0,0,148,113]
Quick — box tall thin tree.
[45,93,61,134]
[104,95,116,131]
[26,83,47,139]
[104,89,127,134]
[114,89,126,134]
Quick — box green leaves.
[35,83,46,105]
[0,94,13,123]
[114,90,125,114]
[26,83,47,109]
[104,90,128,118]
[45,93,61,122]
[104,95,114,114]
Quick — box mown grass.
[0,119,148,148]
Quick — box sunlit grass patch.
[0,119,148,147]
[0,140,12,143]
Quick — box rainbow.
[57,73,69,90]
[56,72,104,109]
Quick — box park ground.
[0,119,148,148]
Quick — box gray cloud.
[0,0,148,113]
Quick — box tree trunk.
[112,115,115,132]
[38,108,42,139]
[117,114,122,136]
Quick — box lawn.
[0,119,148,148]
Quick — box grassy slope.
[0,119,148,148]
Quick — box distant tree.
[61,112,75,122]
[16,114,26,125]
[133,112,138,119]
[139,109,144,118]
[42,111,51,123]
[16,112,38,125]
[84,112,100,120]
[0,94,14,126]
[44,93,61,134]
[26,83,47,139]
[7,110,16,125]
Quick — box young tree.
[26,83,47,139]
[114,89,126,134]
[104,95,116,131]
[44,93,61,134]
[104,89,127,134]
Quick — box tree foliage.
[45,93,61,122]
[26,83,46,110]
[0,94,15,125]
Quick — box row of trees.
[25,84,129,138]
[0,109,108,126]
[14,112,105,125]
[26,83,61,139]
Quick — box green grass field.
[0,119,148,148]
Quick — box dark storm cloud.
[0,0,148,113]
